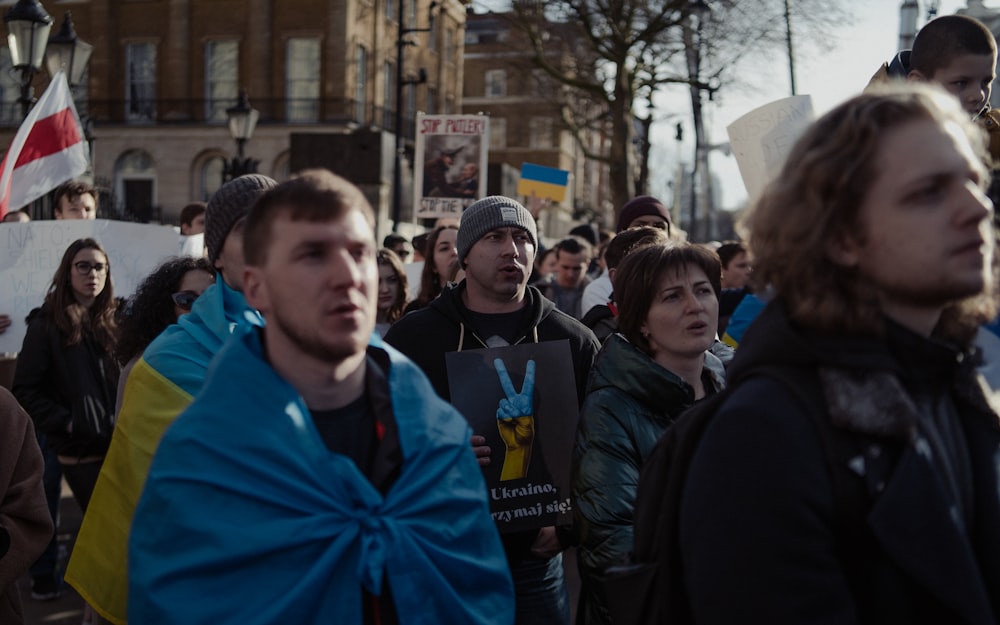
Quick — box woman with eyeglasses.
[114,257,214,412]
[13,238,120,515]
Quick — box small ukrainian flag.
[517,163,570,202]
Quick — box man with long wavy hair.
[676,84,1000,624]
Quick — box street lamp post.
[223,89,260,182]
[46,12,94,159]
[44,11,92,88]
[391,1,437,232]
[4,0,54,119]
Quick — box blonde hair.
[740,83,995,342]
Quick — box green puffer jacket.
[571,333,726,625]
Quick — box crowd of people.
[1,11,1000,625]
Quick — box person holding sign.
[572,243,726,625]
[129,170,512,625]
[385,196,599,625]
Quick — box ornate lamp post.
[45,11,92,89]
[4,0,54,119]
[223,89,260,181]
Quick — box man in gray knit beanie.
[456,195,538,265]
[385,194,599,625]
[206,174,278,289]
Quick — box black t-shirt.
[464,306,531,347]
[310,393,376,476]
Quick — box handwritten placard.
[726,95,814,205]
[0,220,180,353]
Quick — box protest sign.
[0,219,179,352]
[413,113,489,220]
[726,95,814,205]
[446,340,577,533]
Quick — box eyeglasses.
[171,290,201,311]
[73,261,107,275]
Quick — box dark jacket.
[0,387,53,625]
[573,334,724,625]
[13,308,119,458]
[385,282,599,406]
[679,302,1000,625]
[385,281,600,562]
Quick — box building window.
[205,40,239,122]
[199,156,225,199]
[485,69,506,97]
[427,87,436,115]
[386,0,395,21]
[115,149,156,221]
[383,61,394,128]
[428,12,436,51]
[490,117,506,148]
[530,117,553,148]
[355,45,368,123]
[286,37,320,122]
[126,42,157,122]
[406,84,415,123]
[531,69,548,97]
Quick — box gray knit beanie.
[205,174,278,265]
[457,196,537,262]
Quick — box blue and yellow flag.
[516,163,569,202]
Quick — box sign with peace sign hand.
[495,358,536,480]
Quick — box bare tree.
[497,0,853,226]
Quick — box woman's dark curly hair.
[116,257,214,364]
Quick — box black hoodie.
[384,281,599,406]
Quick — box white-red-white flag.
[0,71,89,219]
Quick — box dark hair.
[911,15,997,78]
[244,169,375,267]
[179,202,207,227]
[604,226,671,271]
[44,238,117,349]
[383,233,408,248]
[715,241,747,269]
[554,235,592,259]
[414,225,459,307]
[411,232,430,256]
[376,248,410,324]
[615,242,721,355]
[569,223,599,246]
[116,257,214,364]
[53,181,98,213]
[741,84,994,342]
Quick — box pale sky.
[467,0,991,210]
[665,0,988,209]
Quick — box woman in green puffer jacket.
[572,242,727,625]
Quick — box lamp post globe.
[223,89,260,181]
[4,0,54,118]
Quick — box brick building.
[0,0,467,232]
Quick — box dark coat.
[679,302,1000,625]
[384,281,600,562]
[0,388,52,625]
[384,281,599,406]
[12,309,119,458]
[573,334,724,625]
